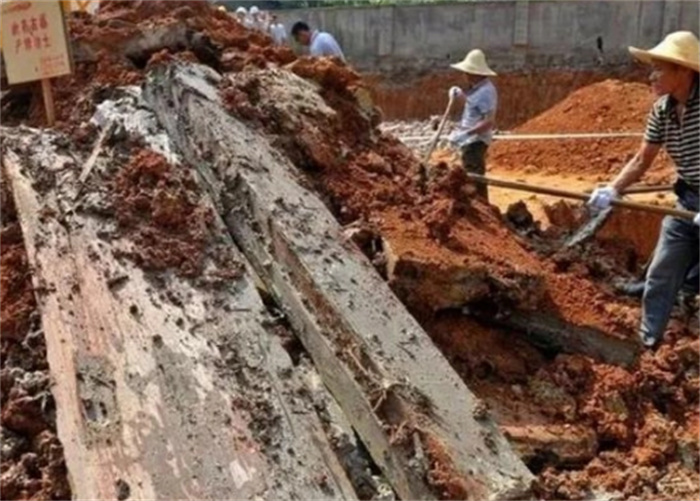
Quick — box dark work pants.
[640,187,700,345]
[460,141,489,201]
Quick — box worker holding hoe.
[587,31,700,348]
[447,49,498,201]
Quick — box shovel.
[423,93,456,164]
[566,184,674,248]
[414,94,456,193]
[565,207,614,247]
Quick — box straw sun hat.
[629,31,700,72]
[450,49,497,77]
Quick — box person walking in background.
[447,49,498,201]
[291,21,345,61]
[268,14,287,46]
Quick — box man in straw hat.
[447,49,498,201]
[587,31,700,348]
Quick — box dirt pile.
[0,177,71,501]
[514,79,654,134]
[3,0,295,132]
[427,314,699,501]
[535,340,699,500]
[112,149,220,278]
[489,79,675,182]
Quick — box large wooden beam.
[490,311,639,367]
[2,128,355,500]
[145,63,535,500]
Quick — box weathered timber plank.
[502,424,598,466]
[2,127,355,500]
[491,312,639,367]
[145,62,535,500]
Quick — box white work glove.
[448,86,463,100]
[694,213,700,226]
[587,186,618,211]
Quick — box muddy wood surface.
[145,62,535,500]
[2,123,355,500]
[1,3,697,500]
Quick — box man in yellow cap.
[587,31,700,348]
[447,49,498,201]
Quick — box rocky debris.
[425,314,699,500]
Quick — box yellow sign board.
[1,0,73,84]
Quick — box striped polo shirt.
[645,76,700,189]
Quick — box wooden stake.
[41,78,56,126]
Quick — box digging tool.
[566,183,674,247]
[465,173,696,220]
[567,184,673,247]
[423,94,456,164]
[565,207,614,247]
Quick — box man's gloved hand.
[587,186,618,210]
[448,86,463,100]
[694,213,700,226]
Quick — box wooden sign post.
[40,77,56,125]
[1,0,74,126]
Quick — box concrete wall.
[277,1,699,73]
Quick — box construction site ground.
[1,2,698,501]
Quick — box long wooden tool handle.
[423,95,455,163]
[466,174,696,220]
[582,184,674,195]
[622,184,674,194]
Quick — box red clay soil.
[3,0,295,133]
[514,79,654,134]
[111,149,226,278]
[427,314,699,500]
[489,79,675,182]
[0,177,71,500]
[225,55,644,337]
[368,68,647,128]
[535,339,699,500]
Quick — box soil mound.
[490,79,674,182]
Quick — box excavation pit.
[1,2,697,500]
